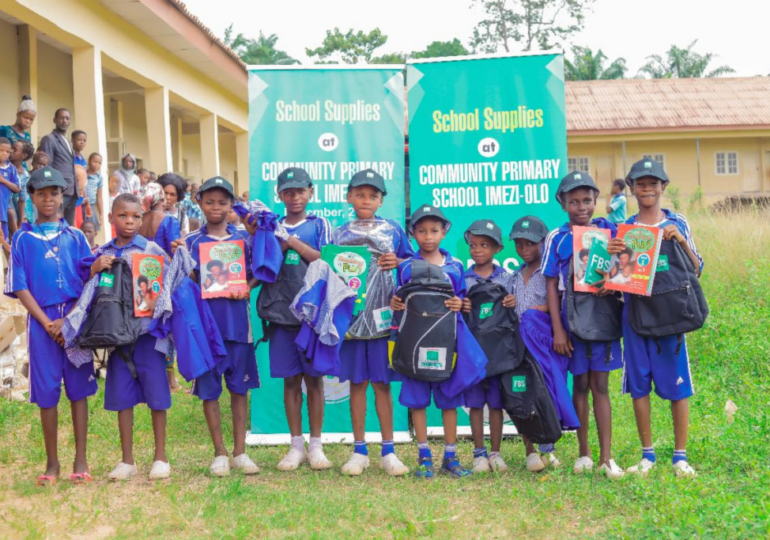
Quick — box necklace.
[35,222,65,289]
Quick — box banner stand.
[247,431,412,446]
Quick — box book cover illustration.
[572,226,612,293]
[605,224,663,296]
[321,245,370,317]
[199,240,249,299]
[132,254,163,317]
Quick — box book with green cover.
[321,245,370,316]
[584,234,612,286]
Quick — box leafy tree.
[564,45,626,80]
[306,28,390,64]
[470,0,594,53]
[412,39,469,59]
[223,25,298,65]
[638,40,735,78]
[371,52,408,64]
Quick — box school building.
[0,0,250,216]
[566,77,770,204]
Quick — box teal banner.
[406,53,567,430]
[247,67,409,444]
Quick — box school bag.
[257,249,306,330]
[628,239,708,353]
[390,259,457,383]
[77,258,143,377]
[500,352,562,445]
[464,279,524,377]
[565,262,623,364]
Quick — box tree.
[470,0,594,53]
[306,28,391,64]
[638,40,735,79]
[564,45,626,81]
[412,39,469,59]
[223,25,298,65]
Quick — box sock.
[489,451,501,460]
[642,446,657,463]
[444,443,457,461]
[672,450,687,465]
[290,435,305,452]
[381,440,395,457]
[354,441,368,456]
[473,447,488,459]
[417,442,432,460]
[308,436,322,454]
[539,443,555,454]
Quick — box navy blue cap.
[198,176,235,199]
[509,215,548,243]
[464,219,503,246]
[626,158,669,187]
[409,204,451,232]
[556,171,599,204]
[277,167,312,192]
[27,166,67,194]
[349,169,387,195]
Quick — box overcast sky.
[183,0,768,76]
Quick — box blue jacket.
[232,201,284,283]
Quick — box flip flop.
[36,475,57,486]
[70,472,92,484]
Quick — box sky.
[182,0,769,77]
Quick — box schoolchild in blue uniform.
[179,177,261,477]
[543,172,625,479]
[139,181,181,257]
[267,167,334,472]
[460,219,513,474]
[509,215,566,472]
[609,159,703,477]
[89,193,175,481]
[0,137,22,239]
[335,169,413,477]
[391,205,471,479]
[4,166,96,485]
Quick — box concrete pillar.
[72,46,111,243]
[235,131,249,197]
[200,113,220,179]
[18,25,38,144]
[144,86,173,175]
[175,116,184,172]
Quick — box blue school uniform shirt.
[4,219,94,307]
[512,264,547,318]
[185,223,253,343]
[608,194,627,224]
[74,153,87,168]
[625,209,703,273]
[332,217,415,260]
[0,162,20,223]
[154,215,181,257]
[280,213,332,252]
[543,217,618,292]
[396,248,465,297]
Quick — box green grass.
[0,212,768,539]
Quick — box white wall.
[0,19,20,125]
[37,41,74,138]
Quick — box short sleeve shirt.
[396,248,465,297]
[608,194,627,224]
[0,163,20,223]
[511,264,547,317]
[280,214,332,253]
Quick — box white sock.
[291,435,305,452]
[309,436,322,454]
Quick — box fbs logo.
[318,132,339,152]
[285,250,301,265]
[477,137,500,158]
[418,347,447,370]
[511,375,526,392]
[99,274,115,288]
[479,302,494,319]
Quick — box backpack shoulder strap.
[410,259,445,283]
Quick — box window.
[642,154,666,169]
[716,152,738,175]
[568,156,590,174]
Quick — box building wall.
[37,40,74,141]
[181,133,202,184]
[0,18,20,114]
[218,132,237,187]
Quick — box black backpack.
[464,279,524,377]
[500,353,562,445]
[565,262,623,364]
[628,240,708,353]
[257,249,306,329]
[390,260,457,383]
[78,258,143,377]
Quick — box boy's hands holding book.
[228,290,250,301]
[607,237,626,255]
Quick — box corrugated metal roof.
[566,77,770,133]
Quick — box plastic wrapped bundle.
[332,219,397,339]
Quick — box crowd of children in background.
[1,93,703,486]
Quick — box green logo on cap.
[522,221,530,228]
[367,172,374,178]
[287,172,294,179]
[486,222,494,230]
[574,173,582,180]
[644,161,652,168]
[44,171,51,178]
[424,207,431,212]
[215,179,223,184]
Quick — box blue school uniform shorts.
[464,375,503,409]
[338,337,397,384]
[568,338,623,376]
[194,341,260,400]
[269,326,326,379]
[399,377,464,410]
[28,302,97,409]
[105,334,171,412]
[622,310,694,401]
